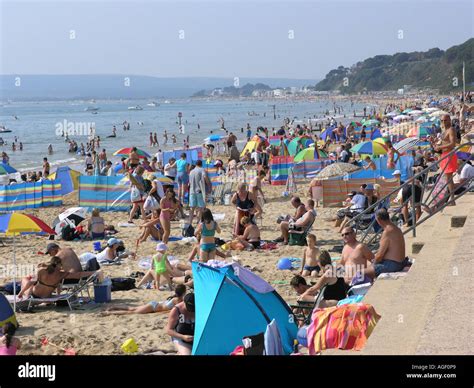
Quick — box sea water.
[0,98,364,172]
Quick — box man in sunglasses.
[339,227,374,285]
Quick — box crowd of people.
[1,93,473,357]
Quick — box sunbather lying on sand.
[103,285,187,315]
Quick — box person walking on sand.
[160,189,179,244]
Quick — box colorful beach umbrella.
[406,125,430,138]
[204,135,224,143]
[362,119,380,126]
[52,207,88,230]
[143,172,174,185]
[320,127,335,141]
[0,163,17,175]
[394,137,420,153]
[287,137,314,156]
[294,147,328,163]
[113,147,151,159]
[0,213,56,311]
[350,141,387,156]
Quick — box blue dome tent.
[191,262,298,355]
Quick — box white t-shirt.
[350,194,366,212]
[251,151,259,164]
[340,150,348,161]
[156,152,163,164]
[164,163,177,178]
[460,164,474,186]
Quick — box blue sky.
[1,0,472,79]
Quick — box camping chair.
[208,183,225,205]
[352,197,390,234]
[8,273,98,312]
[60,275,93,300]
[222,181,234,197]
[288,215,315,246]
[290,285,328,326]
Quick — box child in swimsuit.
[152,243,173,290]
[0,322,21,356]
[301,233,321,277]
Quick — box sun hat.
[392,170,401,175]
[156,242,168,252]
[107,238,121,247]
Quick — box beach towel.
[118,222,137,227]
[307,303,380,354]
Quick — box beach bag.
[130,186,143,202]
[111,277,136,292]
[182,223,195,238]
[144,195,159,211]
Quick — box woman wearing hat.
[95,238,122,264]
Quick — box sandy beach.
[1,182,343,355]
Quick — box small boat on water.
[128,105,143,110]
[163,100,171,104]
[84,106,100,112]
[147,102,159,107]
[0,126,12,133]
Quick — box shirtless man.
[365,208,408,278]
[127,147,140,170]
[46,243,82,274]
[339,227,374,284]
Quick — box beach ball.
[297,326,308,347]
[277,258,292,270]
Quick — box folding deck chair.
[290,285,328,326]
[208,183,225,205]
[288,215,316,246]
[7,273,98,312]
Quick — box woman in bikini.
[18,257,98,299]
[137,209,163,243]
[195,208,221,262]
